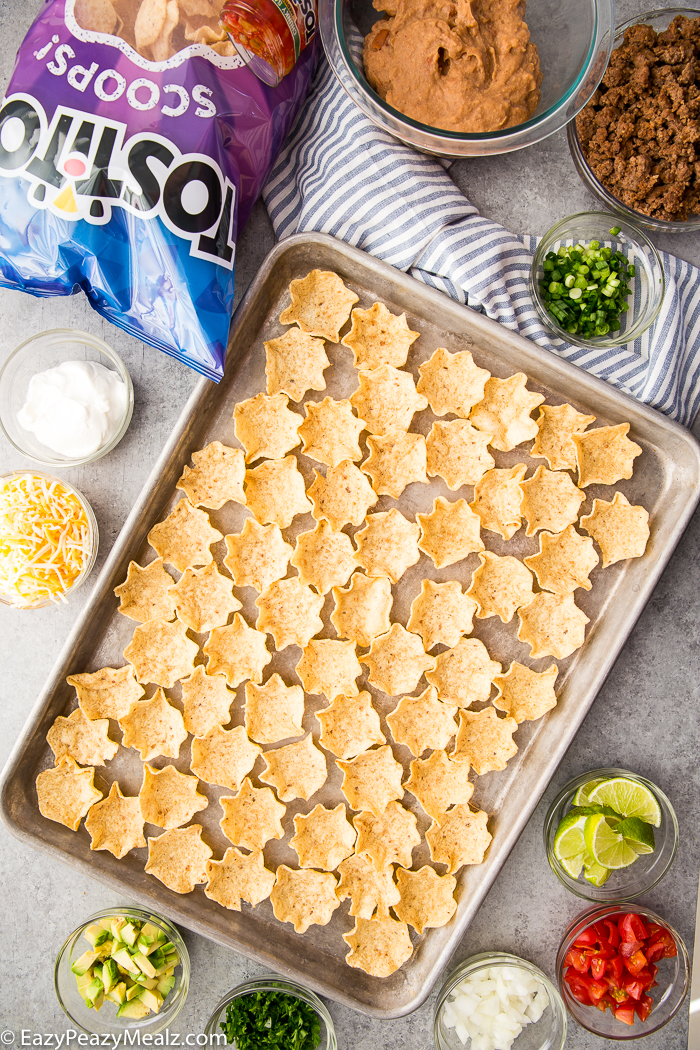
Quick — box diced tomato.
[574,926,599,948]
[609,986,630,1003]
[565,912,676,1030]
[621,975,646,1000]
[614,1002,637,1025]
[606,955,624,984]
[658,930,677,958]
[564,948,591,973]
[619,913,649,943]
[604,920,621,948]
[565,972,593,1006]
[636,994,654,1022]
[586,976,610,1001]
[623,949,648,976]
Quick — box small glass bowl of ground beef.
[569,9,700,233]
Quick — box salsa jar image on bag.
[220,0,318,87]
[0,0,319,381]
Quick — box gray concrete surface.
[0,1,698,1047]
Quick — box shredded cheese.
[0,473,93,608]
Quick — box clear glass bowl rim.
[0,468,99,609]
[0,326,134,467]
[433,951,568,1050]
[203,975,337,1049]
[543,766,679,901]
[528,211,665,348]
[555,902,690,1039]
[53,905,190,1035]
[567,7,700,234]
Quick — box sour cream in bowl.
[0,329,133,467]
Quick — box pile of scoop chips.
[37,268,650,978]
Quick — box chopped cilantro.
[220,990,321,1050]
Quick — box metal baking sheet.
[2,232,700,1019]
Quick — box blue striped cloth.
[263,58,700,427]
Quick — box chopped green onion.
[537,237,633,338]
[609,225,621,236]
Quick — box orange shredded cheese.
[0,473,92,608]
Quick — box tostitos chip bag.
[0,1,319,380]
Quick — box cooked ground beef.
[576,15,700,222]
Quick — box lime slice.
[569,804,621,823]
[618,816,656,854]
[553,813,590,877]
[588,777,662,828]
[583,859,611,887]
[572,778,606,806]
[584,813,639,869]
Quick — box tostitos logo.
[0,93,236,268]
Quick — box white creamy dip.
[17,360,128,458]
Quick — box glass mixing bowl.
[568,8,700,234]
[320,0,614,157]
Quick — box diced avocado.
[134,973,158,988]
[84,976,104,1010]
[156,976,175,998]
[76,972,95,1000]
[91,990,105,1013]
[121,922,139,947]
[102,958,119,994]
[160,942,175,954]
[154,954,179,976]
[140,922,161,940]
[84,924,111,949]
[126,983,142,1002]
[105,989,122,1006]
[111,948,140,975]
[98,918,114,931]
[110,917,127,941]
[110,981,128,1005]
[138,988,163,1014]
[71,950,99,977]
[137,923,164,955]
[132,952,158,978]
[117,999,151,1020]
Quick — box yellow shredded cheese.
[0,473,93,608]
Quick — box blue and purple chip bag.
[0,0,318,380]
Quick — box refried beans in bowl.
[363,0,542,134]
[321,0,615,157]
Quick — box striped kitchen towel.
[263,57,700,427]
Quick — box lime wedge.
[554,813,590,877]
[573,778,606,806]
[583,859,611,887]
[584,813,639,869]
[618,816,656,854]
[587,777,662,828]
[569,804,621,823]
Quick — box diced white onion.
[441,964,551,1050]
